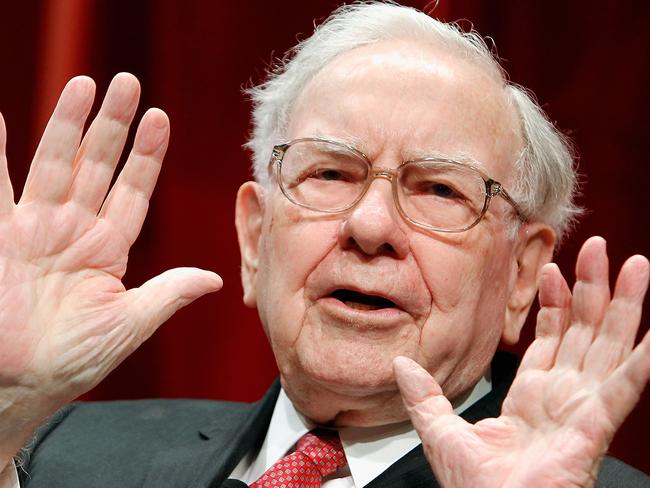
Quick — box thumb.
[129,267,223,339]
[393,356,460,438]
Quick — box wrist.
[0,386,60,469]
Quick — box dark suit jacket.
[18,353,649,487]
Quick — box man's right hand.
[0,73,222,468]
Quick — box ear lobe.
[503,223,556,344]
[235,181,265,308]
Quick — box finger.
[20,76,95,204]
[600,327,650,429]
[555,236,610,369]
[0,113,14,214]
[394,357,475,483]
[69,73,140,213]
[583,255,649,379]
[518,263,571,372]
[128,267,223,341]
[394,356,464,439]
[99,108,169,246]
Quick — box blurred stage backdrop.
[1,0,648,474]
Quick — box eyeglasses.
[269,138,526,233]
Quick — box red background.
[1,0,648,474]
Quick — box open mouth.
[330,289,397,311]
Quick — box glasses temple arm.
[490,181,528,223]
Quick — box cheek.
[416,230,514,311]
[257,204,340,346]
[265,208,341,293]
[413,233,515,388]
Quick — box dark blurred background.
[1,0,648,474]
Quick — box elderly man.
[0,3,648,487]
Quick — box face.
[237,40,549,426]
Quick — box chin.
[309,367,395,396]
[292,325,420,385]
[294,347,400,396]
[281,365,410,426]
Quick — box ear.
[502,223,556,344]
[235,181,265,308]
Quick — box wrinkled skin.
[236,41,556,426]
[0,48,645,488]
[395,237,650,487]
[236,40,650,487]
[0,74,222,469]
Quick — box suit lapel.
[143,381,280,488]
[366,352,518,488]
[364,444,437,488]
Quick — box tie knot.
[249,429,347,487]
[294,429,346,477]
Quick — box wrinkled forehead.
[287,40,523,179]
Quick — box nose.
[338,176,410,258]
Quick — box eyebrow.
[407,149,475,163]
[309,133,478,166]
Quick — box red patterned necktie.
[249,429,347,488]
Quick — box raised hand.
[394,237,649,487]
[0,74,222,467]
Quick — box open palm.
[395,237,649,487]
[0,74,221,464]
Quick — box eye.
[412,180,464,200]
[429,183,459,199]
[312,168,346,181]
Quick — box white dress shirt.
[231,373,491,487]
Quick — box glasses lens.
[279,140,369,211]
[397,161,487,231]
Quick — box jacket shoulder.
[19,399,252,487]
[597,456,650,487]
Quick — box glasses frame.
[269,137,527,234]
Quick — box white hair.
[245,1,581,244]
